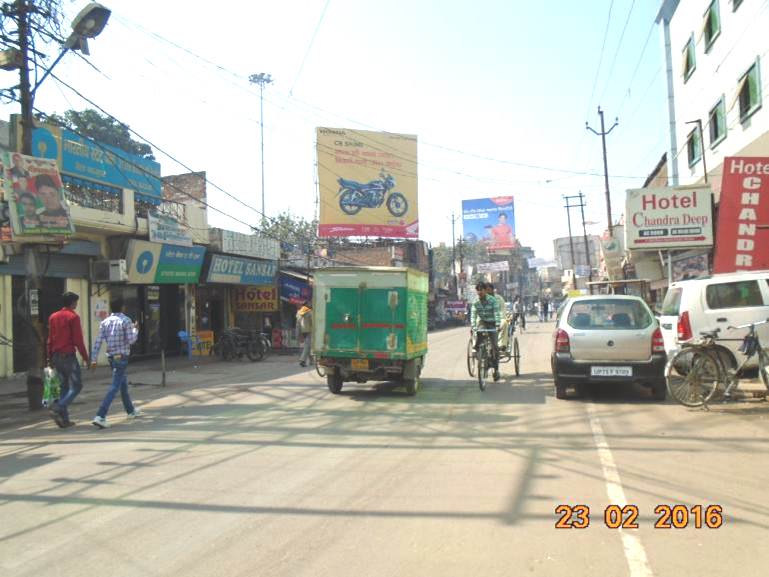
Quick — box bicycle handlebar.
[473,328,498,333]
[727,318,769,331]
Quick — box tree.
[46,108,156,160]
[258,211,317,250]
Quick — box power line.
[598,0,636,106]
[290,0,331,95]
[585,0,616,119]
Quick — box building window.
[703,0,721,52]
[682,35,696,81]
[686,128,702,167]
[708,97,726,147]
[736,59,762,122]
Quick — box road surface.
[2,321,768,577]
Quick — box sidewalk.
[0,351,301,431]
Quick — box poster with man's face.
[4,152,74,237]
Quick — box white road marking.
[587,403,654,577]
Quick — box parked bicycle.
[211,327,265,362]
[666,318,769,407]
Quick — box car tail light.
[652,327,665,353]
[677,311,693,342]
[555,329,570,353]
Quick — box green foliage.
[258,211,317,249]
[46,109,155,160]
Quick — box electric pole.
[577,192,593,283]
[450,212,459,298]
[563,196,577,273]
[249,72,273,219]
[587,107,618,238]
[564,193,593,284]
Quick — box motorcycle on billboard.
[336,169,408,217]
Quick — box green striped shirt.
[471,296,500,328]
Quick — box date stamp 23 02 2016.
[555,504,724,529]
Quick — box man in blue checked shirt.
[90,298,143,429]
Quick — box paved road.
[2,322,769,577]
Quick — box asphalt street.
[2,321,769,577]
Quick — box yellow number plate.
[351,358,369,370]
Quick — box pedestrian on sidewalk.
[47,292,89,428]
[296,301,313,367]
[90,298,142,429]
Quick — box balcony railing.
[63,180,123,213]
[134,198,186,223]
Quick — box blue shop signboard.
[126,240,206,284]
[29,122,162,203]
[206,254,277,285]
[279,273,312,305]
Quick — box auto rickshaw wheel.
[327,371,343,394]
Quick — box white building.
[657,0,769,192]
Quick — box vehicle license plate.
[590,366,632,377]
[351,358,369,370]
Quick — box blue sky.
[0,0,668,259]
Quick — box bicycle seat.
[699,329,720,338]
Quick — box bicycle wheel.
[246,339,264,362]
[513,337,520,376]
[759,349,769,390]
[666,347,721,407]
[477,343,487,391]
[466,337,476,377]
[220,337,236,361]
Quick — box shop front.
[278,272,312,349]
[0,240,100,375]
[202,253,278,339]
[121,239,206,358]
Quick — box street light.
[249,72,273,219]
[14,1,111,409]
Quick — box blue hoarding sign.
[30,124,162,202]
[461,197,516,250]
[126,240,206,284]
[279,274,312,305]
[206,254,277,285]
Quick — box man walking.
[47,292,89,428]
[296,301,313,367]
[90,298,142,429]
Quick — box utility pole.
[577,192,593,283]
[587,107,618,238]
[450,212,459,297]
[249,72,273,219]
[564,193,593,284]
[458,236,464,299]
[563,196,577,273]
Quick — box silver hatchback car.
[550,295,666,400]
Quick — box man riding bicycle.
[471,282,501,380]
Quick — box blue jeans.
[53,353,82,420]
[97,357,135,418]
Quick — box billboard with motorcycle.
[316,127,418,238]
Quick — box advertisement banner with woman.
[4,152,73,237]
[317,127,418,238]
[461,197,516,251]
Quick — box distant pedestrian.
[47,292,89,428]
[296,301,313,367]
[542,299,551,321]
[90,298,142,429]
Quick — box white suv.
[658,270,769,368]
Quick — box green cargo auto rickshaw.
[312,266,428,395]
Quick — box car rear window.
[567,299,653,330]
[661,287,682,316]
[705,280,765,309]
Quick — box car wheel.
[327,371,343,394]
[553,371,567,400]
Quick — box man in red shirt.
[47,292,89,428]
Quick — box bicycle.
[466,332,476,377]
[474,327,500,391]
[666,318,769,408]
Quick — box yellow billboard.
[317,127,418,238]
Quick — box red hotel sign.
[713,157,769,273]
